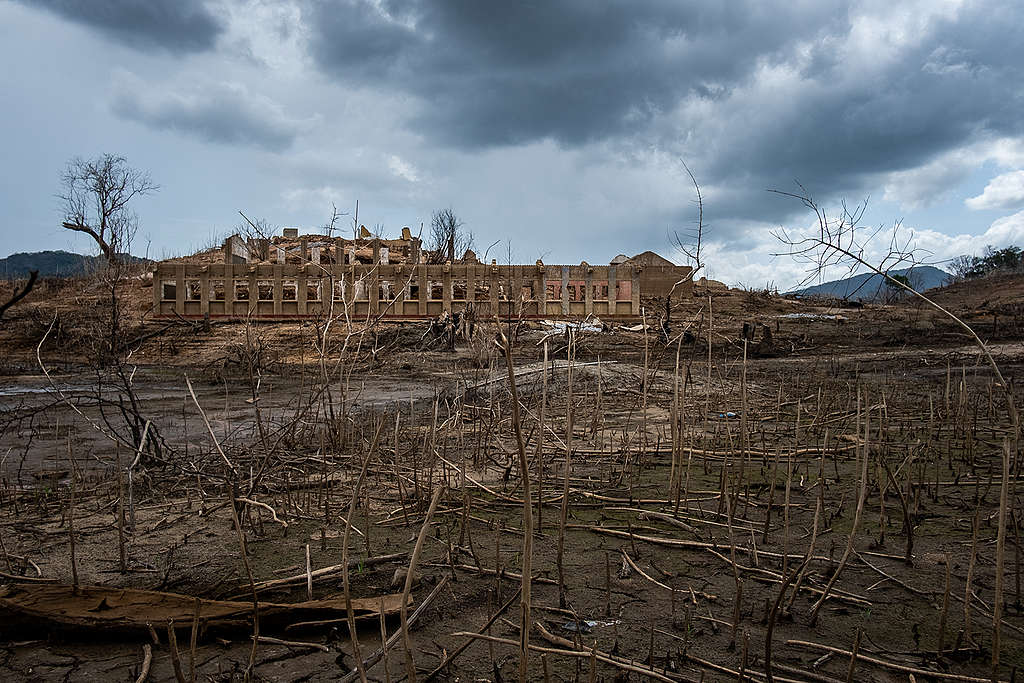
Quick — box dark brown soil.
[0,275,1021,682]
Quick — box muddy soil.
[0,282,1022,681]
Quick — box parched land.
[0,273,1022,682]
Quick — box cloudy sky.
[3,0,1024,287]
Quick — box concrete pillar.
[608,266,617,316]
[378,270,391,314]
[512,268,524,317]
[372,241,381,265]
[418,266,428,316]
[245,270,256,317]
[345,267,357,310]
[297,272,307,316]
[175,264,185,315]
[200,269,210,316]
[369,264,379,315]
[393,271,404,306]
[535,264,545,318]
[153,268,162,310]
[273,265,283,316]
[584,266,594,316]
[224,264,235,311]
[443,264,452,315]
[300,238,308,262]
[561,266,569,316]
[631,266,641,316]
[466,264,476,308]
[248,270,258,316]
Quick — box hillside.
[0,250,148,278]
[925,270,1024,315]
[788,265,950,301]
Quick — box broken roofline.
[223,231,684,270]
[162,232,692,320]
[222,231,424,267]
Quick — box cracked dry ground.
[1,308,1022,681]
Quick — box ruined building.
[153,226,692,321]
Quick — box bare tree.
[672,160,705,275]
[46,157,168,468]
[60,154,158,264]
[321,202,348,236]
[237,211,275,261]
[0,271,37,322]
[427,208,473,264]
[772,185,1019,677]
[770,183,1016,425]
[949,254,975,282]
[664,160,705,340]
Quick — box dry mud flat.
[0,311,1022,681]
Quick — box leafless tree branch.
[0,270,38,321]
[770,183,1017,431]
[59,155,157,264]
[673,160,705,275]
[426,208,473,264]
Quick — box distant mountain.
[787,265,951,301]
[0,250,149,279]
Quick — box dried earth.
[0,273,1021,682]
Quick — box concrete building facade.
[152,230,692,321]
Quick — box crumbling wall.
[152,261,693,320]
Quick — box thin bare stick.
[305,545,313,601]
[339,575,451,683]
[425,586,522,681]
[537,340,548,534]
[67,437,78,592]
[134,644,152,683]
[189,598,200,683]
[253,636,329,652]
[498,325,534,682]
[401,486,443,682]
[343,423,378,683]
[786,639,1008,683]
[186,375,237,474]
[992,438,1010,680]
[236,497,287,527]
[167,620,186,683]
[379,596,392,683]
[455,628,678,683]
[557,328,575,608]
[810,394,870,624]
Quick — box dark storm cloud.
[708,14,1024,191]
[303,0,1024,237]
[701,5,1024,236]
[110,72,308,152]
[305,0,842,147]
[28,0,223,54]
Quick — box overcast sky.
[3,0,1024,287]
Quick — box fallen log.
[0,583,406,634]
